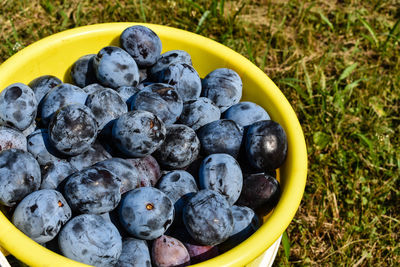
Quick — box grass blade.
[243,37,255,63]
[184,0,205,13]
[301,60,313,100]
[339,63,358,81]
[357,14,379,47]
[319,11,334,31]
[139,0,146,22]
[282,231,290,259]
[219,0,225,17]
[196,10,211,33]
[383,18,400,51]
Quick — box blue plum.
[218,205,260,252]
[157,170,198,223]
[95,158,139,194]
[40,160,77,190]
[0,83,37,130]
[223,101,270,128]
[120,25,162,68]
[93,46,140,89]
[178,97,221,131]
[12,189,71,243]
[48,104,98,156]
[201,68,242,112]
[70,54,98,87]
[197,119,243,158]
[63,166,121,214]
[118,187,174,240]
[40,83,88,126]
[28,75,62,104]
[199,153,243,205]
[130,83,183,125]
[183,189,233,246]
[27,129,62,165]
[67,141,112,171]
[117,237,151,267]
[112,110,166,157]
[81,83,105,95]
[85,87,128,130]
[0,149,41,207]
[0,126,27,152]
[58,214,122,267]
[153,63,202,102]
[22,120,37,137]
[116,85,140,106]
[154,124,200,169]
[150,50,192,78]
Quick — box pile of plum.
[0,25,287,267]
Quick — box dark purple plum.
[0,149,41,207]
[117,237,151,267]
[39,83,87,126]
[40,160,77,190]
[201,68,242,112]
[63,166,121,214]
[93,46,139,89]
[130,83,183,125]
[95,158,139,194]
[125,155,161,187]
[120,25,162,68]
[236,172,280,212]
[178,97,221,131]
[183,189,233,246]
[12,189,71,243]
[244,120,288,170]
[0,83,37,130]
[118,187,174,240]
[48,104,98,156]
[154,124,200,169]
[223,101,270,128]
[0,126,27,152]
[152,235,190,267]
[112,110,166,157]
[85,87,128,130]
[197,119,243,158]
[70,54,98,87]
[166,223,219,264]
[28,75,62,104]
[58,214,122,267]
[199,153,243,205]
[184,243,218,265]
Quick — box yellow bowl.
[0,23,307,267]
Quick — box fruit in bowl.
[0,23,307,267]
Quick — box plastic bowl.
[0,22,307,267]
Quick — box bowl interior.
[0,23,307,267]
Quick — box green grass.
[1,0,399,266]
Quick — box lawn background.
[1,0,399,266]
